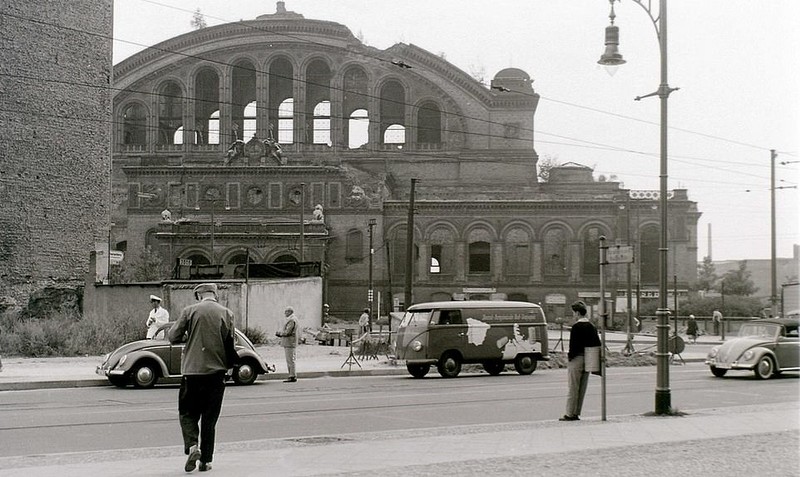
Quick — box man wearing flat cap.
[168,283,238,473]
[146,294,170,339]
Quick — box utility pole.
[404,179,417,310]
[368,218,376,327]
[300,183,306,262]
[770,149,777,315]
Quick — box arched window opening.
[278,98,294,144]
[185,254,210,266]
[122,103,146,145]
[208,110,220,145]
[383,124,405,145]
[430,228,455,275]
[313,101,331,145]
[272,254,297,264]
[243,101,257,141]
[174,126,184,145]
[505,228,531,276]
[469,241,491,274]
[380,81,405,144]
[348,108,369,149]
[544,228,567,276]
[194,68,219,145]
[417,102,442,144]
[430,245,442,274]
[157,81,183,144]
[582,226,602,275]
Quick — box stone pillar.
[455,242,466,282]
[532,242,543,283]
[492,242,503,282]
[417,243,429,282]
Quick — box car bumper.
[705,359,754,371]
[96,365,126,377]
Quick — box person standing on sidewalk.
[713,309,723,337]
[276,306,299,382]
[145,295,170,339]
[358,308,371,335]
[560,300,601,422]
[686,314,698,344]
[168,283,238,473]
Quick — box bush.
[638,295,763,318]
[242,326,268,344]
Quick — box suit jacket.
[168,298,236,375]
[280,314,299,348]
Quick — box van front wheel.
[437,352,462,378]
[514,355,537,375]
[407,364,430,378]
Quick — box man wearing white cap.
[146,294,170,339]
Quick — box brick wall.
[0,0,113,308]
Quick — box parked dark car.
[97,323,273,388]
[705,318,799,379]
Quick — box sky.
[112,0,800,263]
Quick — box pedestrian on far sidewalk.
[713,309,723,337]
[560,300,601,422]
[686,314,698,344]
[168,283,238,473]
[276,306,299,382]
[145,294,170,339]
[358,308,371,335]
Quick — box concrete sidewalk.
[0,330,717,391]
[0,403,795,476]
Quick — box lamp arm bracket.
[635,86,679,101]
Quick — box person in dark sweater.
[560,300,601,421]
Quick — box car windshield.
[738,323,780,340]
[399,310,432,328]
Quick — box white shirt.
[146,306,170,339]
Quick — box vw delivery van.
[395,301,549,378]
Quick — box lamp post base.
[655,389,672,415]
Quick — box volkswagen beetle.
[705,318,799,379]
[96,323,273,388]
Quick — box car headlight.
[743,350,754,360]
[118,354,128,367]
[411,340,423,352]
[708,347,719,358]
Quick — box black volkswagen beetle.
[97,323,273,388]
[705,318,799,379]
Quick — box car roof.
[407,300,542,311]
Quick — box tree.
[720,260,758,296]
[191,8,207,30]
[109,246,167,283]
[696,256,718,292]
[537,154,560,182]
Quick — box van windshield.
[399,310,432,328]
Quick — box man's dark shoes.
[559,415,579,421]
[199,462,212,472]
[185,444,201,472]
[283,377,297,383]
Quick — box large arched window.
[346,229,364,261]
[269,57,294,143]
[278,99,294,144]
[380,81,405,144]
[313,101,331,145]
[122,103,147,145]
[231,59,256,143]
[194,68,219,145]
[343,66,369,148]
[582,226,602,276]
[348,108,369,148]
[157,81,183,145]
[544,227,568,276]
[306,59,332,145]
[417,101,442,144]
[429,227,455,275]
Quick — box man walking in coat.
[276,306,299,382]
[168,283,237,473]
[560,300,601,422]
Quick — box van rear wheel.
[437,352,462,378]
[407,364,430,378]
[483,361,505,376]
[514,355,537,375]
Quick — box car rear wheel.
[514,355,537,375]
[407,364,430,378]
[754,356,774,379]
[233,360,258,385]
[483,361,505,376]
[437,352,462,378]
[710,366,727,377]
[132,362,158,388]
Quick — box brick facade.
[0,0,113,307]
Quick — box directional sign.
[606,245,634,264]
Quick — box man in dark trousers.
[169,283,237,473]
[560,300,601,422]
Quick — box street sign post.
[606,245,634,264]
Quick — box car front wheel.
[406,364,430,378]
[132,363,158,388]
[754,356,774,380]
[710,366,727,377]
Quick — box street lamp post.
[598,0,678,414]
